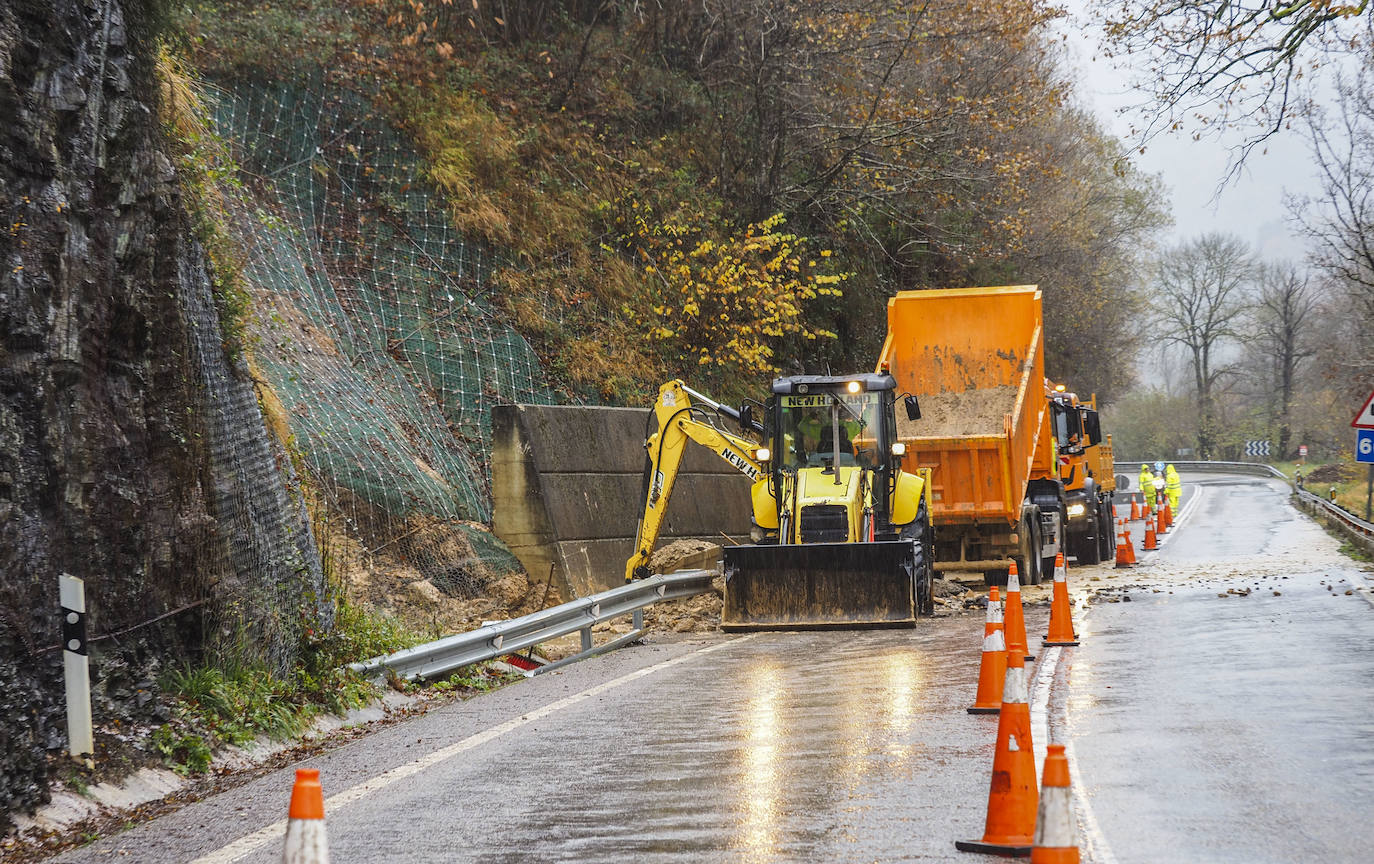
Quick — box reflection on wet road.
[389,628,998,864]
[203,618,1033,864]
[1070,474,1374,864]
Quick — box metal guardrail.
[1295,488,1374,543]
[1112,460,1285,485]
[349,569,716,682]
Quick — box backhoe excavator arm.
[625,380,765,582]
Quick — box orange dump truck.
[877,286,1068,585]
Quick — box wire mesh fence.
[205,75,552,596]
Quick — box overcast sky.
[1056,4,1316,265]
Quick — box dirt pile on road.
[897,385,1019,438]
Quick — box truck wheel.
[1040,505,1063,583]
[1021,505,1043,585]
[1079,522,1102,565]
[1097,501,1115,560]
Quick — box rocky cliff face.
[0,0,325,826]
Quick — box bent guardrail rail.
[349,569,716,683]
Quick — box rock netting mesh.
[205,76,551,578]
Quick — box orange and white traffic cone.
[1044,554,1078,647]
[1030,744,1080,864]
[1003,562,1034,663]
[1142,514,1157,551]
[1114,519,1136,568]
[282,768,329,864]
[1160,498,1173,532]
[969,587,1007,714]
[1129,496,1141,521]
[956,649,1038,856]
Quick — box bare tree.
[1248,263,1318,456]
[1289,59,1374,416]
[1153,233,1254,459]
[1098,1,1371,167]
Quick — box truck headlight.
[891,442,906,457]
[1066,503,1087,517]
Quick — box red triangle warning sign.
[1353,391,1374,429]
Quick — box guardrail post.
[580,626,593,652]
[59,574,94,768]
[632,608,644,630]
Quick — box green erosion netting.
[206,77,551,586]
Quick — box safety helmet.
[1140,463,1149,470]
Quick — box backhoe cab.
[626,374,934,631]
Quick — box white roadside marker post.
[59,574,94,768]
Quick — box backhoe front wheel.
[901,503,935,617]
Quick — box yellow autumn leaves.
[610,199,847,378]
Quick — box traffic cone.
[1003,562,1034,663]
[1044,554,1078,647]
[1114,519,1136,567]
[1030,744,1080,864]
[955,649,1038,856]
[1142,514,1157,550]
[1160,498,1173,532]
[282,768,329,864]
[1129,496,1141,521]
[969,587,1007,714]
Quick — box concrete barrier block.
[492,404,753,598]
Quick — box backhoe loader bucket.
[722,540,920,631]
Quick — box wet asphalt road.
[49,473,1374,863]
[55,622,1017,863]
[1069,474,1374,864]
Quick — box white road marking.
[191,636,755,864]
[1033,631,1119,864]
[1029,646,1057,769]
[1139,482,1205,563]
[1063,728,1120,864]
[1050,481,1208,862]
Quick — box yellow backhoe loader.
[626,374,935,631]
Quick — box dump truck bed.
[1093,435,1116,492]
[877,286,1052,529]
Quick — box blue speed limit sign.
[1358,429,1374,464]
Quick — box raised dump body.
[877,286,1061,583]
